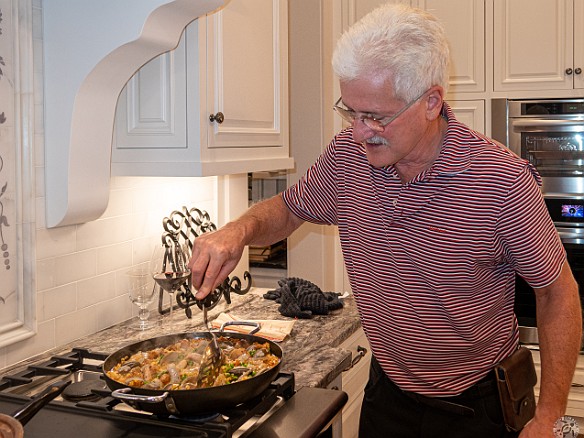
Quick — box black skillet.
[102,330,283,416]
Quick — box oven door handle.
[511,119,584,131]
[557,229,584,245]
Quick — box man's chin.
[365,150,395,169]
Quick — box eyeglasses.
[333,89,428,131]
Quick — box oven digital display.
[564,102,584,113]
[562,204,584,218]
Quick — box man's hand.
[188,224,246,300]
[519,260,582,437]
[188,195,304,300]
[519,414,559,437]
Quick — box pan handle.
[111,388,169,403]
[111,389,179,414]
[12,380,71,425]
[219,321,261,334]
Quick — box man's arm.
[521,260,582,437]
[188,194,304,299]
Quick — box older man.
[189,4,581,437]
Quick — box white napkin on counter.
[211,312,295,342]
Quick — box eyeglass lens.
[334,90,427,129]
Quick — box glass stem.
[139,307,149,322]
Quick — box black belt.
[402,390,475,417]
[400,372,497,418]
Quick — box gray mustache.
[365,136,388,145]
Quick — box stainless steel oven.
[492,99,584,347]
[492,98,584,195]
[513,196,584,346]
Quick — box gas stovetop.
[0,348,296,438]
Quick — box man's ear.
[425,86,444,121]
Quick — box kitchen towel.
[263,277,344,319]
[211,312,295,342]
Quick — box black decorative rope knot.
[263,277,344,319]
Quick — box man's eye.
[368,114,385,121]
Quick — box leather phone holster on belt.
[494,346,537,432]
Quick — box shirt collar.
[429,102,472,177]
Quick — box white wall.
[0,0,221,369]
[287,0,349,293]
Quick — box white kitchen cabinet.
[493,0,584,92]
[112,0,293,177]
[339,0,485,95]
[339,327,371,438]
[447,99,486,134]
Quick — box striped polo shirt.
[282,103,565,396]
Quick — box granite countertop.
[2,288,362,390]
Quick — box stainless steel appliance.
[492,98,584,347]
[0,348,346,437]
[492,98,584,195]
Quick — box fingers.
[188,232,243,300]
[194,260,238,300]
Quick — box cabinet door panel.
[493,0,573,91]
[346,0,413,24]
[575,0,584,89]
[343,0,484,94]
[114,35,187,154]
[447,100,485,134]
[419,0,484,93]
[205,0,287,149]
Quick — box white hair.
[332,3,450,100]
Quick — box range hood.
[43,0,226,228]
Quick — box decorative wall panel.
[0,0,36,347]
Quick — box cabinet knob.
[566,68,573,75]
[576,68,582,75]
[209,112,225,124]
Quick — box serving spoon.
[195,303,224,387]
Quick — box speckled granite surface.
[1,288,362,390]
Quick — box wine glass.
[150,237,191,320]
[129,284,156,329]
[127,267,156,330]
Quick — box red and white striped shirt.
[282,103,565,396]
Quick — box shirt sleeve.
[281,137,340,226]
[496,163,565,288]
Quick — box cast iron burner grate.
[0,348,105,394]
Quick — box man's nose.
[351,119,378,143]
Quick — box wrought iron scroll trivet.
[159,206,252,318]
